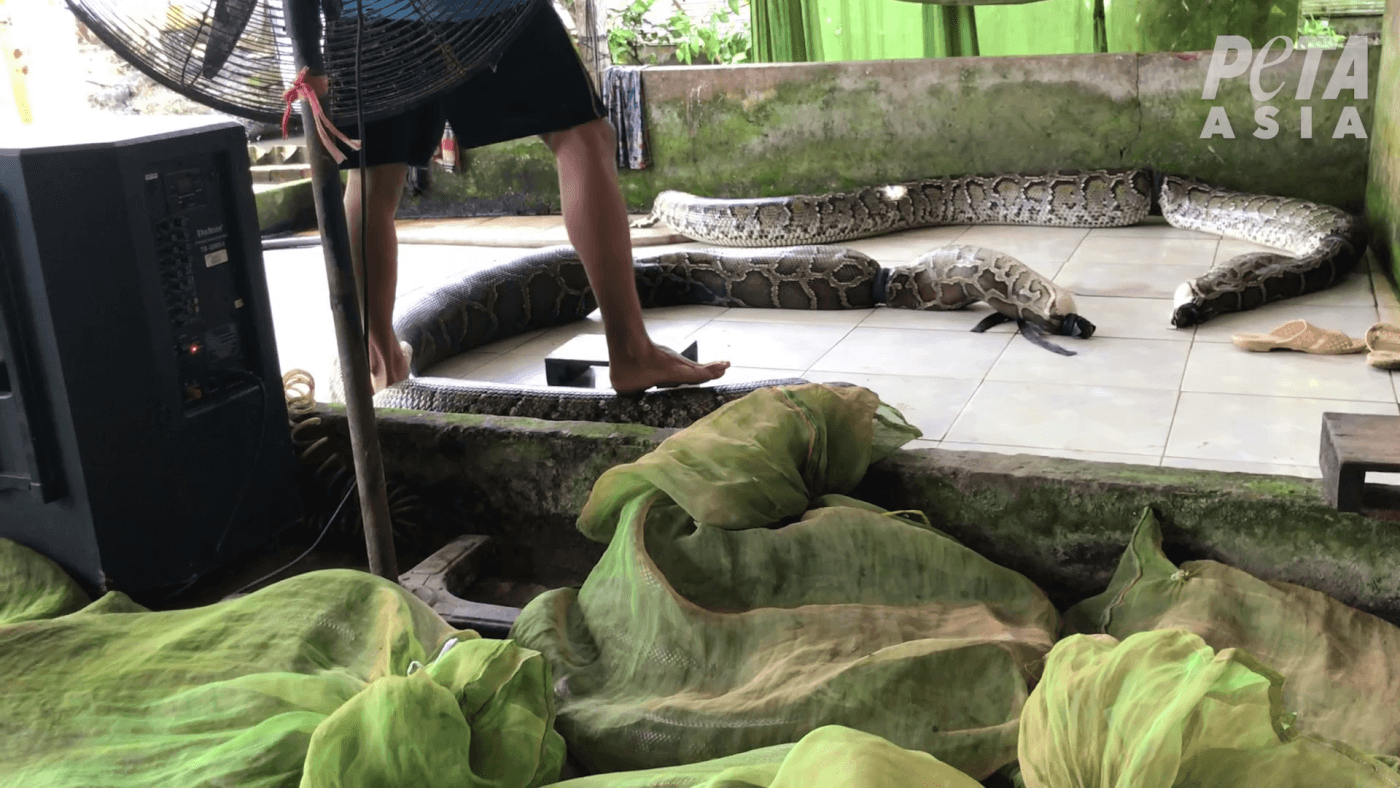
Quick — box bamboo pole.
[281,1,399,582]
[297,109,400,582]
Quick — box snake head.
[1171,303,1203,328]
[1059,314,1096,339]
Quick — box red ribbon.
[281,68,361,164]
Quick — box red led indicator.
[188,343,201,354]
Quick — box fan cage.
[65,0,546,126]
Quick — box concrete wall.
[315,405,1400,623]
[402,46,1380,218]
[1368,0,1400,286]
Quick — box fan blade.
[201,0,258,80]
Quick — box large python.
[650,169,1367,328]
[353,168,1365,425]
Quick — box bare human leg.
[540,118,729,394]
[344,163,411,392]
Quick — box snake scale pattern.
[360,168,1365,426]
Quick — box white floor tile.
[1164,392,1398,466]
[809,327,1015,379]
[633,241,710,256]
[1070,296,1190,341]
[1212,239,1283,264]
[1160,456,1321,479]
[858,304,1021,333]
[1191,305,1380,344]
[464,351,551,386]
[634,304,732,322]
[840,227,968,262]
[938,441,1161,467]
[803,371,980,441]
[687,321,854,369]
[1182,341,1396,403]
[1087,219,1219,240]
[1054,261,1203,299]
[1068,236,1219,267]
[421,351,498,379]
[394,246,537,297]
[951,225,1089,266]
[714,307,876,327]
[986,335,1190,391]
[266,225,1400,484]
[462,328,548,355]
[942,381,1178,455]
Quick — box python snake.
[349,168,1365,425]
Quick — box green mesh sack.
[510,384,1060,779]
[549,725,985,788]
[0,537,90,625]
[0,538,564,788]
[1019,629,1400,788]
[1065,508,1400,757]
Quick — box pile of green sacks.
[3,383,1400,788]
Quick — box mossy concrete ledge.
[1366,0,1399,285]
[632,49,1378,212]
[397,46,1378,217]
[254,177,317,235]
[313,406,1400,623]
[854,449,1400,620]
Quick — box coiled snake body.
[359,168,1365,425]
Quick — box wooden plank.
[1301,0,1385,17]
[1319,413,1400,512]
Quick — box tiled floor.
[265,217,1400,481]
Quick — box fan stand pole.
[297,106,400,583]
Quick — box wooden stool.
[1319,412,1400,512]
[544,333,699,388]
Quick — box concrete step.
[251,163,312,184]
[248,136,306,166]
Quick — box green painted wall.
[975,0,1097,57]
[399,47,1378,218]
[1367,0,1399,286]
[1105,0,1301,54]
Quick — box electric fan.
[65,0,546,125]
[61,0,551,585]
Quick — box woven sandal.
[1231,320,1367,355]
[1365,323,1400,370]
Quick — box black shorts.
[332,7,607,169]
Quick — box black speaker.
[0,117,300,597]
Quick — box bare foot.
[610,343,730,395]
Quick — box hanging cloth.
[603,65,651,170]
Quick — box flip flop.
[1231,320,1367,355]
[1365,322,1400,370]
